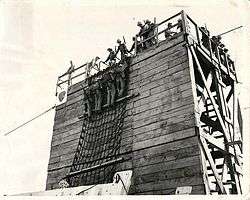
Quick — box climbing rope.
[3,105,56,136]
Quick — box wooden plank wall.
[46,81,86,190]
[117,36,205,194]
[45,35,206,194]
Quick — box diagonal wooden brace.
[199,136,227,194]
[189,45,230,143]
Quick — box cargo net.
[68,101,127,187]
[66,60,131,187]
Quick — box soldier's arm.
[104,55,110,63]
[115,47,119,56]
[128,43,135,53]
[124,44,128,52]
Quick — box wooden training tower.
[46,11,243,195]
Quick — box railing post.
[68,71,72,86]
[208,34,213,60]
[216,46,221,66]
[195,24,201,46]
[154,17,159,46]
[55,77,59,96]
[155,25,159,46]
[181,10,188,35]
[135,35,137,56]
[224,51,230,75]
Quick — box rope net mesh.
[68,92,127,187]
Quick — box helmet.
[117,39,121,43]
[137,21,142,26]
[107,48,112,51]
[145,19,151,24]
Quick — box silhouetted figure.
[103,72,116,106]
[86,56,100,78]
[145,19,156,46]
[218,43,225,63]
[211,35,224,59]
[129,36,143,53]
[200,27,210,50]
[67,60,74,86]
[116,39,128,64]
[83,88,91,117]
[164,23,176,39]
[114,63,127,98]
[211,36,219,56]
[176,19,183,32]
[137,21,147,49]
[91,79,102,111]
[105,48,116,67]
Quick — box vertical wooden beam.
[187,46,210,194]
[181,10,189,36]
[198,133,211,194]
[134,35,137,56]
[187,44,200,125]
[213,55,242,194]
[154,17,159,47]
[195,24,201,46]
[207,32,213,59]
[220,158,228,183]
[232,82,243,193]
[214,69,229,118]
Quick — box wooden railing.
[55,10,236,96]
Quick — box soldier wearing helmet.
[137,21,147,49]
[145,19,156,46]
[105,48,116,67]
[129,36,143,53]
[116,39,128,64]
[164,22,176,40]
[177,19,183,32]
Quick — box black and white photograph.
[0,0,249,197]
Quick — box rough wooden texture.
[46,35,205,194]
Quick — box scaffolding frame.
[180,11,243,194]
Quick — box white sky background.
[0,0,249,196]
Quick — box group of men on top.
[104,19,157,67]
[104,18,183,67]
[104,39,128,67]
[67,17,186,84]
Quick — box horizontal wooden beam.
[65,157,124,178]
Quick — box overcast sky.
[0,0,249,195]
